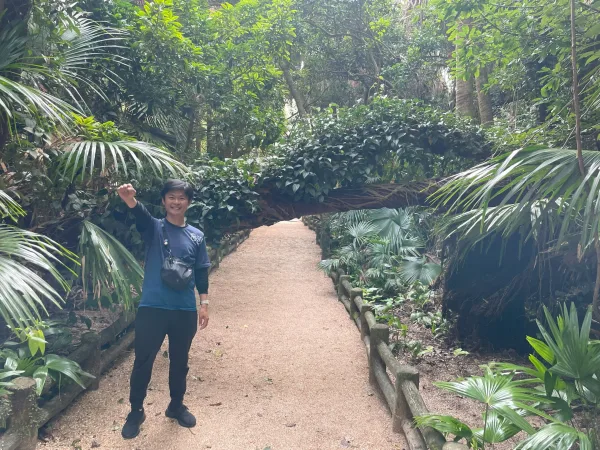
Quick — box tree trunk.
[229,181,440,232]
[476,67,493,127]
[455,28,476,118]
[185,105,198,153]
[456,76,476,118]
[206,116,213,157]
[281,61,307,117]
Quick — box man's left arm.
[194,234,211,330]
[195,267,209,330]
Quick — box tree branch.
[229,181,440,231]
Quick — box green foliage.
[187,157,262,242]
[433,146,600,261]
[0,225,77,330]
[78,220,144,310]
[416,304,600,448]
[1,323,93,395]
[58,115,188,181]
[264,97,490,204]
[182,97,490,240]
[0,23,76,130]
[318,207,440,289]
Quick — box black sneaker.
[165,404,196,428]
[121,408,146,439]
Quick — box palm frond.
[318,258,341,275]
[475,409,524,444]
[399,257,441,285]
[369,207,413,237]
[414,414,474,441]
[0,189,25,221]
[431,147,600,252]
[515,423,593,450]
[367,242,395,268]
[365,208,424,255]
[0,24,77,127]
[433,369,548,409]
[54,18,128,108]
[336,209,370,227]
[0,225,77,329]
[79,221,143,310]
[59,18,127,73]
[59,140,188,181]
[0,75,76,127]
[347,221,378,244]
[537,304,600,402]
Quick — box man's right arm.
[117,183,154,241]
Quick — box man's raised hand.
[117,183,137,208]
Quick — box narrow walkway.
[41,221,406,450]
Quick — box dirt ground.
[39,220,407,450]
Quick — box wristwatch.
[200,300,209,306]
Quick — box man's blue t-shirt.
[136,207,210,311]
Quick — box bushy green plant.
[1,324,93,395]
[318,207,441,290]
[415,304,600,449]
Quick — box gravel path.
[41,220,406,450]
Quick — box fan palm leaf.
[475,409,524,443]
[79,221,143,310]
[399,257,442,285]
[431,146,600,252]
[0,225,77,330]
[59,140,188,181]
[537,304,600,402]
[514,422,593,450]
[317,257,341,275]
[347,221,378,245]
[366,208,425,255]
[369,207,412,236]
[433,369,549,409]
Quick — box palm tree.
[0,8,188,330]
[432,146,600,317]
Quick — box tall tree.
[475,66,493,126]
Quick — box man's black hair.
[161,179,194,201]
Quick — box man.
[117,179,210,439]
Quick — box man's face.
[162,189,190,218]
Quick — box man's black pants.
[129,307,198,410]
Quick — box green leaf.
[515,423,593,450]
[527,336,554,364]
[543,370,557,398]
[0,225,78,330]
[33,366,49,395]
[79,221,144,311]
[43,354,94,389]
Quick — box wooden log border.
[0,229,252,450]
[302,216,466,450]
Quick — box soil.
[38,220,407,450]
